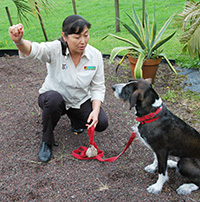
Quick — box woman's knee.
[96,117,109,132]
[38,91,64,111]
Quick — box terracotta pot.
[128,55,161,83]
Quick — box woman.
[9,15,108,162]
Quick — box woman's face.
[62,26,90,55]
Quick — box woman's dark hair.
[59,15,91,55]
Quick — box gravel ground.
[0,55,200,201]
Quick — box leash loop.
[72,126,136,162]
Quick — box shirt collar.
[65,44,91,60]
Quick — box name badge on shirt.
[84,66,96,70]
[62,64,68,70]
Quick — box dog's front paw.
[147,183,162,194]
[145,164,157,173]
[176,183,199,195]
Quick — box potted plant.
[102,7,177,83]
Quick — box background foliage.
[0,0,199,68]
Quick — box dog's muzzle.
[112,83,126,98]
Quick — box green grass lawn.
[0,0,198,68]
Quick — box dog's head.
[112,78,161,110]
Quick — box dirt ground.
[0,55,200,201]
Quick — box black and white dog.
[112,78,200,195]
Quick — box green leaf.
[102,34,140,48]
[158,53,177,74]
[144,10,150,50]
[12,0,55,24]
[134,53,145,79]
[119,20,146,49]
[115,53,130,73]
[124,11,144,39]
[150,7,157,47]
[132,7,145,40]
[153,14,175,45]
[109,46,145,62]
[152,31,176,52]
[110,47,134,62]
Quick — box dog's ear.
[129,89,145,109]
[129,90,140,109]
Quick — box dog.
[112,78,200,195]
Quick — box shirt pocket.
[76,66,97,88]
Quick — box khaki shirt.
[19,40,105,109]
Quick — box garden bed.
[0,55,199,201]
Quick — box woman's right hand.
[9,23,24,43]
[9,23,32,56]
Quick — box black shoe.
[38,141,52,162]
[71,126,84,134]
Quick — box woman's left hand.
[86,110,98,129]
[86,100,101,129]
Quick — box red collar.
[136,106,162,124]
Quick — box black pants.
[38,90,108,145]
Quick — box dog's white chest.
[132,125,152,150]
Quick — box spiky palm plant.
[11,0,54,24]
[102,7,177,79]
[178,0,200,59]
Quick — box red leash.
[72,126,136,162]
